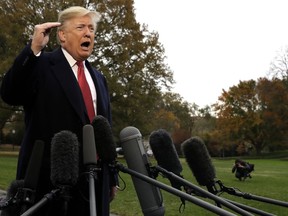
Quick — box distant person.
[232,159,254,181]
[1,6,116,216]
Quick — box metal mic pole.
[154,165,253,216]
[116,163,238,216]
[83,124,98,216]
[20,189,60,216]
[88,169,97,216]
[218,181,288,208]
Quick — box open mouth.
[81,41,90,48]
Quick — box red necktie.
[77,61,95,122]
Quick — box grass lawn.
[0,154,17,189]
[110,158,288,216]
[1,152,287,215]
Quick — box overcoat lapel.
[49,48,89,124]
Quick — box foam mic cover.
[50,130,79,187]
[6,180,25,199]
[92,115,117,163]
[0,180,24,216]
[149,129,182,175]
[181,136,216,187]
[120,126,165,216]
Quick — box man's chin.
[79,51,92,60]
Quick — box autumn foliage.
[213,78,288,154]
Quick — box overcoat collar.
[48,47,94,124]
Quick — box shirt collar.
[61,48,80,67]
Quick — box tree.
[269,46,288,80]
[0,0,64,139]
[93,0,175,135]
[156,92,195,132]
[193,105,216,137]
[0,0,176,139]
[213,78,288,154]
[256,77,288,150]
[151,92,196,152]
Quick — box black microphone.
[91,115,117,163]
[149,129,182,175]
[0,180,24,216]
[91,114,118,189]
[181,136,217,194]
[19,133,78,216]
[149,131,261,215]
[83,124,97,167]
[119,126,165,216]
[51,130,79,187]
[149,129,184,191]
[181,137,288,214]
[6,180,25,201]
[1,140,44,215]
[50,130,79,215]
[83,124,98,216]
[91,115,120,215]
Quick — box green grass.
[110,158,288,216]
[0,154,17,189]
[1,153,288,215]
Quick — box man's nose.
[84,27,92,37]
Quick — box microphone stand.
[0,196,15,210]
[116,162,237,216]
[18,188,37,214]
[217,180,288,208]
[0,187,39,215]
[152,165,255,216]
[221,198,276,216]
[20,185,77,216]
[0,188,35,212]
[20,189,60,216]
[154,165,276,216]
[86,166,100,216]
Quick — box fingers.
[42,22,62,28]
[35,22,62,36]
[31,22,61,55]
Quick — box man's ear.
[58,30,65,43]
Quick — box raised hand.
[31,22,61,55]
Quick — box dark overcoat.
[1,44,113,215]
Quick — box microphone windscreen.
[181,137,216,187]
[50,130,79,186]
[6,180,24,199]
[24,140,44,189]
[0,180,24,216]
[92,115,117,163]
[120,126,165,216]
[149,129,182,175]
[83,124,97,165]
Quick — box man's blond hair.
[57,6,101,43]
